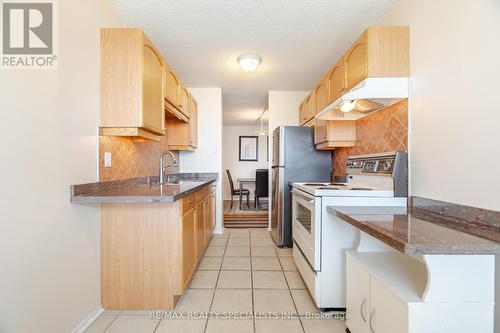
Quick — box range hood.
[316,77,409,121]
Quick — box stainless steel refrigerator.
[271,126,332,247]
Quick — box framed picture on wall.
[239,136,258,161]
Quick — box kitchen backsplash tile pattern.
[99,135,180,181]
[333,99,408,177]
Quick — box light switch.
[104,152,112,167]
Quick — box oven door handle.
[292,189,314,203]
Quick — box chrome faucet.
[159,151,179,184]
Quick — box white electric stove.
[291,151,408,310]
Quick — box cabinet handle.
[360,297,367,323]
[369,309,375,333]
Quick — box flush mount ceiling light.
[238,54,261,72]
[340,100,357,113]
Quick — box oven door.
[292,188,321,271]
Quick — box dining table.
[237,178,255,210]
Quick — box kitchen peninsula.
[71,173,218,310]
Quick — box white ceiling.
[106,0,396,125]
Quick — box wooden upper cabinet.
[189,97,198,148]
[142,45,164,134]
[344,26,409,91]
[315,120,356,150]
[328,58,346,104]
[315,76,329,114]
[100,28,165,141]
[344,30,369,91]
[306,91,316,120]
[164,67,181,109]
[298,100,308,125]
[180,86,191,118]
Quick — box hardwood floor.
[223,200,268,228]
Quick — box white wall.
[381,1,500,331]
[180,88,224,233]
[267,91,309,227]
[0,1,123,332]
[222,126,269,200]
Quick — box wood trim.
[167,145,196,152]
[165,99,189,123]
[316,140,356,150]
[99,127,161,142]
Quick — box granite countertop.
[327,206,500,255]
[70,173,218,204]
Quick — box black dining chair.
[254,169,269,210]
[226,169,250,209]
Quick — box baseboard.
[71,305,104,333]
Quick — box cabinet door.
[189,97,198,148]
[306,91,316,120]
[180,86,191,118]
[181,209,196,287]
[298,100,308,125]
[315,78,329,114]
[196,202,205,259]
[344,30,368,91]
[328,58,346,104]
[346,255,371,333]
[204,200,210,247]
[370,277,408,333]
[142,44,164,134]
[314,119,328,145]
[165,67,180,108]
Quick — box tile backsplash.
[333,99,408,177]
[99,135,180,181]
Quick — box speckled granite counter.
[327,205,500,255]
[70,173,217,204]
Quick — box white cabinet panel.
[370,277,408,333]
[346,255,370,333]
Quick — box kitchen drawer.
[293,243,316,301]
[196,186,209,201]
[182,192,197,215]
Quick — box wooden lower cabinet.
[102,183,217,310]
[181,208,196,288]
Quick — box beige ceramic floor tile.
[210,289,253,313]
[217,270,252,289]
[155,318,206,333]
[84,314,118,333]
[250,229,271,238]
[276,247,293,257]
[189,270,219,289]
[225,246,250,257]
[279,257,297,270]
[209,237,228,247]
[204,246,225,257]
[253,290,297,314]
[251,237,275,247]
[198,256,223,270]
[174,289,214,313]
[290,290,319,315]
[221,256,251,270]
[255,318,304,333]
[104,315,159,333]
[301,318,347,333]
[205,319,254,333]
[253,270,288,289]
[228,237,250,246]
[252,257,281,271]
[284,271,306,289]
[251,246,277,257]
[229,229,250,238]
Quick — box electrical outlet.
[104,152,112,167]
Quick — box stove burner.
[350,187,373,191]
[329,183,347,186]
[303,183,328,187]
[319,187,340,190]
